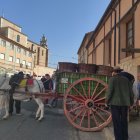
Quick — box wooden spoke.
[72,108,85,122]
[71,85,87,100]
[67,94,85,103]
[91,109,99,127]
[66,101,83,113]
[88,109,91,128]
[80,82,88,99]
[95,106,111,116]
[91,82,99,99]
[94,110,106,122]
[69,105,84,113]
[94,97,105,103]
[79,109,87,127]
[93,87,106,100]
[88,81,91,98]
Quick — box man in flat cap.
[106,66,134,140]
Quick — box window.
[23,50,26,55]
[28,52,32,57]
[1,40,6,47]
[126,20,133,57]
[16,58,20,63]
[22,60,26,66]
[0,53,5,59]
[17,35,20,42]
[9,56,13,62]
[17,47,21,53]
[28,62,32,67]
[9,43,14,50]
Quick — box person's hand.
[104,103,110,110]
[105,103,108,107]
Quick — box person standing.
[137,73,140,99]
[133,73,140,109]
[43,74,53,92]
[42,74,53,107]
[50,72,57,107]
[106,66,134,140]
[9,71,24,115]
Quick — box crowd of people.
[8,72,56,116]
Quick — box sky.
[0,0,111,68]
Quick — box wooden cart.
[53,71,112,132]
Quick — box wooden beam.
[122,48,140,53]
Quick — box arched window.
[17,35,20,42]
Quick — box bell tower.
[40,34,48,48]
[40,35,48,67]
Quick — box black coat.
[43,79,53,90]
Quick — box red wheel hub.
[85,99,94,108]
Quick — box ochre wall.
[0,18,21,32]
[105,16,111,36]
[95,27,104,46]
[96,42,104,65]
[120,0,132,18]
[8,28,27,47]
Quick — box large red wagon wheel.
[63,77,112,131]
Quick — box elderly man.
[106,66,134,140]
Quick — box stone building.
[0,17,55,76]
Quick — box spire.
[40,34,47,48]
[2,9,4,18]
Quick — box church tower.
[40,35,48,67]
[40,34,48,48]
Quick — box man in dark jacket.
[9,71,24,115]
[43,74,53,92]
[106,66,134,140]
[42,74,53,107]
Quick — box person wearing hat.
[106,66,134,140]
[9,71,24,116]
